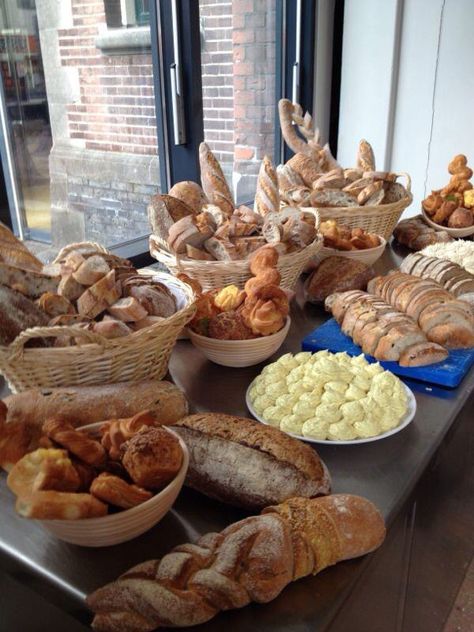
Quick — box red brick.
[232,30,255,44]
[235,146,255,160]
[233,62,254,75]
[234,90,255,106]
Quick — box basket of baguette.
[148,143,323,291]
[0,229,196,392]
[277,99,412,240]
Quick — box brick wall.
[58,0,157,156]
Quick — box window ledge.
[95,26,151,55]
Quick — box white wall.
[338,0,474,215]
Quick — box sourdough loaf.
[171,413,331,509]
[0,262,60,298]
[305,257,375,303]
[0,286,50,346]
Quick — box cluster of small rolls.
[320,220,381,251]
[249,351,408,441]
[186,245,289,339]
[6,411,183,520]
[422,154,474,228]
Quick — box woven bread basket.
[0,243,196,393]
[150,208,322,292]
[290,173,412,241]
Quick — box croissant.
[100,411,156,460]
[87,494,386,631]
[43,418,106,467]
[90,472,152,509]
[7,448,80,497]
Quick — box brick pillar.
[232,0,276,202]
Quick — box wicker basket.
[297,173,412,241]
[316,236,387,266]
[150,209,323,291]
[0,244,196,393]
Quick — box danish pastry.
[43,418,106,467]
[100,410,156,460]
[15,490,108,520]
[122,427,183,489]
[7,448,81,497]
[90,472,152,509]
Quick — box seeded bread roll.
[171,413,331,510]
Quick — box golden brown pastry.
[244,268,281,296]
[100,411,157,460]
[213,285,245,311]
[7,448,81,497]
[432,200,457,224]
[16,490,108,520]
[90,472,152,509]
[249,245,279,275]
[121,427,183,489]
[43,418,106,467]
[242,285,289,336]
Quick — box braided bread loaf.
[87,494,385,631]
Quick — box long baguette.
[87,494,385,631]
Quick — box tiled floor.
[443,556,474,632]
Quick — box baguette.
[87,494,385,631]
[171,413,331,510]
[199,142,234,216]
[0,222,43,271]
[0,381,188,471]
[0,262,60,298]
[255,155,279,216]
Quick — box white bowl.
[316,236,386,265]
[40,426,189,547]
[188,317,291,367]
[421,208,474,238]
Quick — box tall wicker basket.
[300,173,412,240]
[0,244,196,393]
[150,209,322,292]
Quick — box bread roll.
[171,413,331,509]
[168,181,208,214]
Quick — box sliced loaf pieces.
[401,253,474,301]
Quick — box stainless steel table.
[0,247,473,631]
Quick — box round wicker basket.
[0,244,196,393]
[150,209,322,292]
[295,173,413,241]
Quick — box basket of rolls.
[148,142,322,292]
[5,411,189,546]
[185,246,291,367]
[421,154,474,238]
[277,99,412,240]
[0,230,196,392]
[317,219,386,265]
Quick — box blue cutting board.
[302,318,474,388]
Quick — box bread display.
[0,222,43,271]
[393,215,453,250]
[87,493,386,631]
[6,417,184,521]
[320,220,381,250]
[421,240,474,275]
[187,246,289,339]
[422,154,474,228]
[171,412,330,509]
[326,290,449,366]
[148,146,319,262]
[368,272,474,348]
[248,351,409,440]
[0,285,50,346]
[305,256,375,303]
[277,99,408,208]
[0,380,188,471]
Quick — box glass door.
[0,1,52,240]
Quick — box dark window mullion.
[149,0,203,192]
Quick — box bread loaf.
[0,286,50,346]
[305,257,375,304]
[254,155,280,216]
[168,181,208,214]
[87,494,385,631]
[147,194,194,239]
[393,216,453,251]
[171,413,331,509]
[199,142,234,216]
[0,381,188,470]
[0,262,60,298]
[0,223,43,271]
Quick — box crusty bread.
[0,262,60,298]
[286,153,321,188]
[199,142,234,216]
[255,155,279,216]
[399,342,448,367]
[147,194,194,239]
[172,413,331,510]
[356,139,376,172]
[0,223,43,271]
[168,181,208,214]
[0,286,50,346]
[427,323,474,349]
[373,325,425,361]
[72,255,110,286]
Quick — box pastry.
[15,490,108,520]
[213,285,245,311]
[171,413,330,509]
[100,411,157,460]
[254,155,280,216]
[121,427,183,489]
[43,418,106,466]
[87,494,385,631]
[242,285,289,336]
[207,310,255,340]
[7,448,80,496]
[90,473,152,509]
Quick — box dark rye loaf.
[172,413,331,510]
